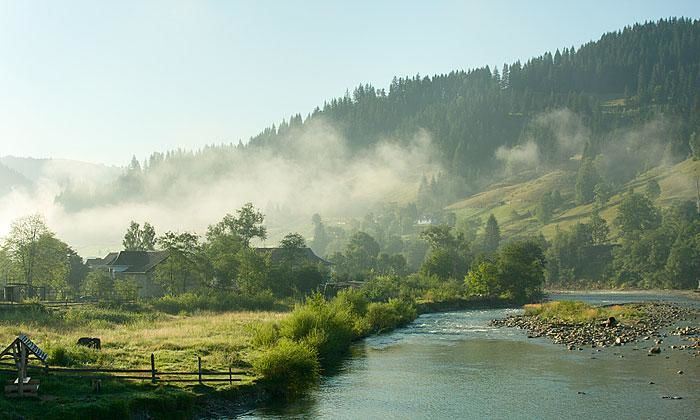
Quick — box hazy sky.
[1,1,698,166]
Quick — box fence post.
[198,356,202,385]
[229,367,232,385]
[151,353,156,384]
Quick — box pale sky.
[1,1,698,166]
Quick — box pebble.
[491,302,696,350]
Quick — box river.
[242,292,699,419]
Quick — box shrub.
[364,299,417,334]
[150,290,280,314]
[47,344,99,367]
[251,322,280,348]
[279,294,355,365]
[253,339,319,397]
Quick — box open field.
[0,304,289,419]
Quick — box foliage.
[482,214,501,252]
[209,202,267,247]
[645,178,661,200]
[524,300,641,323]
[465,240,545,302]
[363,299,417,334]
[279,232,306,249]
[575,159,600,205]
[122,221,157,251]
[252,338,320,397]
[155,231,204,294]
[615,192,661,235]
[278,294,356,364]
[150,290,279,314]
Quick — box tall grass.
[252,290,417,397]
[149,291,283,314]
[524,301,641,323]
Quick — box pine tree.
[483,214,501,252]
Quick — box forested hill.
[249,18,700,172]
[55,18,700,214]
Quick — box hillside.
[448,158,700,241]
[53,18,700,216]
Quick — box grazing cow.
[76,337,101,349]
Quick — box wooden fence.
[0,354,246,385]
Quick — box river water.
[242,292,699,419]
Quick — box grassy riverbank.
[0,302,287,419]
[0,291,418,419]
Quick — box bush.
[150,290,279,314]
[253,339,319,397]
[364,299,417,334]
[251,322,280,348]
[47,344,99,366]
[279,294,355,365]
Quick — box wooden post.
[229,367,232,385]
[18,344,26,396]
[198,356,202,385]
[150,353,156,384]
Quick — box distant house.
[89,250,169,298]
[254,247,332,267]
[86,252,119,270]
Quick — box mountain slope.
[448,159,700,241]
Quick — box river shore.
[492,301,700,353]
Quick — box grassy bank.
[0,302,287,419]
[0,291,418,418]
[251,290,417,397]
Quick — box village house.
[88,250,169,298]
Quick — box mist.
[0,119,439,256]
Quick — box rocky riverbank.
[492,302,700,353]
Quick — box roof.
[255,247,332,266]
[86,252,119,268]
[105,250,170,274]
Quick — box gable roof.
[106,250,170,274]
[86,252,119,269]
[255,247,332,266]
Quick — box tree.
[496,240,546,302]
[344,231,380,274]
[155,231,203,294]
[645,179,661,200]
[310,213,329,256]
[665,233,700,289]
[464,258,500,297]
[590,212,610,245]
[593,182,612,208]
[464,240,545,302]
[66,247,89,296]
[689,132,699,160]
[83,270,114,300]
[210,203,267,246]
[420,225,470,280]
[536,193,554,224]
[2,214,50,286]
[575,159,600,205]
[615,193,661,235]
[123,221,157,251]
[280,233,306,249]
[483,214,501,252]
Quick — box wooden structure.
[0,335,47,397]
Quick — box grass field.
[448,158,700,241]
[0,304,289,419]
